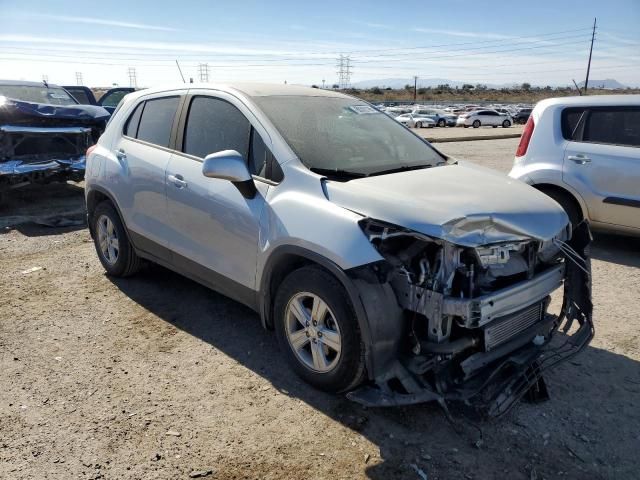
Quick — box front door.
[164,93,270,291]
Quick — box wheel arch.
[533,182,586,221]
[86,186,130,241]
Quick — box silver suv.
[85,84,592,415]
[510,95,640,236]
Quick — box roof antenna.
[42,79,49,88]
[572,79,583,96]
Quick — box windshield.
[0,85,78,106]
[253,96,444,176]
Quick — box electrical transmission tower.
[198,63,210,82]
[76,72,83,86]
[127,67,137,88]
[336,55,352,89]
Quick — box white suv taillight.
[515,117,535,157]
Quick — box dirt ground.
[1,138,639,480]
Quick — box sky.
[0,0,638,88]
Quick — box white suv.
[509,95,640,236]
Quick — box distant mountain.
[578,78,628,89]
[352,77,631,90]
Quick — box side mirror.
[202,150,256,198]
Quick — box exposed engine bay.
[0,94,109,197]
[347,218,593,417]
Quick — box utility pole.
[413,75,418,103]
[584,18,597,94]
[322,79,325,89]
[127,67,137,88]
[197,63,210,82]
[75,72,83,86]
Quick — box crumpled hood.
[0,98,110,124]
[324,162,569,246]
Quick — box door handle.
[116,149,127,161]
[568,154,591,165]
[167,174,188,189]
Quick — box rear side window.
[584,108,640,147]
[124,102,144,138]
[101,90,130,108]
[67,89,92,104]
[561,108,586,140]
[183,96,250,160]
[136,96,180,147]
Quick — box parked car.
[513,108,532,125]
[510,95,640,236]
[412,108,457,127]
[85,84,592,415]
[457,110,512,128]
[394,113,436,128]
[0,80,110,201]
[63,86,136,114]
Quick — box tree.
[332,84,339,89]
[521,82,531,91]
[404,84,413,92]
[417,87,427,95]
[311,85,319,89]
[462,83,475,90]
[370,86,383,95]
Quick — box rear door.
[111,92,185,258]
[164,92,270,291]
[563,106,640,229]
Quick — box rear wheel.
[473,120,481,128]
[438,119,446,127]
[502,120,511,128]
[274,266,365,393]
[92,201,141,277]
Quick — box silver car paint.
[87,84,569,293]
[325,161,569,247]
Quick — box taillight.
[86,145,97,157]
[516,116,535,157]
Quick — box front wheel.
[502,120,511,128]
[438,119,446,127]
[472,120,481,128]
[415,122,422,128]
[274,266,365,393]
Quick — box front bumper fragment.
[348,222,593,417]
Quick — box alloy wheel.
[97,214,119,265]
[285,292,342,373]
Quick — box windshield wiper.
[309,167,367,179]
[367,164,433,177]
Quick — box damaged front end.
[0,96,109,196]
[347,218,593,417]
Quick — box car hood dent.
[0,98,110,123]
[324,162,569,246]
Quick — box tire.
[463,125,469,128]
[472,120,481,128]
[539,188,583,228]
[492,125,498,128]
[274,265,365,393]
[438,119,446,127]
[92,201,142,277]
[502,120,511,128]
[415,122,422,128]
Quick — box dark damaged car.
[85,84,593,417]
[0,80,110,200]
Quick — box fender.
[258,245,403,380]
